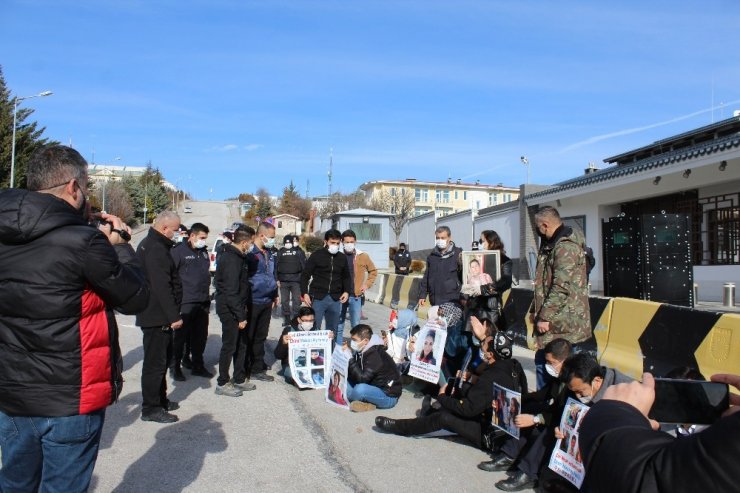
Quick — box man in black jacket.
[300,229,350,344]
[275,234,306,326]
[136,210,183,423]
[171,222,213,379]
[345,325,402,412]
[418,225,462,307]
[579,372,740,493]
[214,227,257,397]
[375,331,521,449]
[393,242,411,275]
[0,145,148,492]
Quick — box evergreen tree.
[254,187,273,220]
[279,180,311,220]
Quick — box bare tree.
[368,188,415,246]
[93,180,134,224]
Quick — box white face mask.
[545,363,560,378]
[343,243,355,253]
[284,242,293,249]
[194,239,207,249]
[299,321,313,331]
[350,340,361,352]
[435,239,447,250]
[264,237,276,248]
[328,244,340,255]
[578,394,593,404]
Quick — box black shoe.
[478,453,515,472]
[181,356,193,370]
[374,416,398,432]
[170,367,186,382]
[191,367,214,378]
[250,372,275,382]
[495,471,536,492]
[541,478,578,493]
[141,408,178,424]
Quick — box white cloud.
[209,144,239,152]
[244,144,263,151]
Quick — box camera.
[89,213,131,242]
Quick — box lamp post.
[520,156,530,186]
[10,91,53,188]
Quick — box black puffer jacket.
[215,243,250,323]
[348,335,402,397]
[135,228,183,327]
[418,242,462,305]
[0,189,149,417]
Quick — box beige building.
[360,178,519,217]
[273,213,302,238]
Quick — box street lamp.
[10,91,53,188]
[520,156,530,185]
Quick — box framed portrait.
[461,250,501,285]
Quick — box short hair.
[257,222,275,234]
[399,243,406,248]
[324,229,342,241]
[543,338,572,361]
[435,225,451,236]
[560,353,603,385]
[26,145,87,191]
[350,324,373,341]
[535,206,561,222]
[189,222,209,235]
[297,306,315,319]
[155,210,180,226]
[233,226,255,243]
[178,224,189,233]
[284,235,294,245]
[341,229,356,240]
[481,230,505,251]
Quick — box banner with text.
[548,398,589,488]
[288,330,332,389]
[408,318,447,384]
[325,345,351,410]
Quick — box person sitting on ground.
[345,324,402,412]
[274,306,333,386]
[374,332,524,451]
[579,372,740,493]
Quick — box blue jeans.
[0,408,106,493]
[312,295,342,345]
[347,383,399,409]
[338,296,363,343]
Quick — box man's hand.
[514,414,536,428]
[418,298,426,307]
[282,334,291,344]
[470,316,488,341]
[99,213,131,245]
[536,320,550,334]
[603,372,660,429]
[238,320,247,330]
[407,335,416,353]
[339,292,349,303]
[710,373,740,416]
[438,384,448,396]
[171,319,183,330]
[302,294,312,307]
[554,426,564,440]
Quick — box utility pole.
[327,147,333,198]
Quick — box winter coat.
[274,246,306,283]
[347,249,378,297]
[215,243,250,323]
[135,227,183,327]
[347,335,402,397]
[171,240,211,304]
[0,189,149,416]
[418,242,462,305]
[532,224,591,347]
[394,249,412,274]
[300,247,351,301]
[246,245,278,305]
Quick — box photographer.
[0,145,148,492]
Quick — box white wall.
[474,208,519,257]
[407,212,435,252]
[438,210,475,250]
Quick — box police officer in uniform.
[274,234,306,326]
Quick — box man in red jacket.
[0,145,149,492]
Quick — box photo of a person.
[296,370,311,385]
[507,396,520,430]
[417,330,437,365]
[327,371,348,406]
[467,258,493,287]
[566,403,581,427]
[311,368,325,385]
[294,349,307,368]
[568,434,578,457]
[560,430,571,453]
[310,349,324,366]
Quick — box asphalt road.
[92,201,538,492]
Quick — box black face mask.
[76,183,88,219]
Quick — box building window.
[349,222,382,241]
[454,190,459,200]
[390,187,396,197]
[278,220,283,228]
[415,188,428,202]
[464,191,468,201]
[708,206,739,264]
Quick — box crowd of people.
[0,144,737,492]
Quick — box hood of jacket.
[0,189,86,245]
[362,334,385,353]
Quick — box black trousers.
[392,410,483,449]
[141,326,173,415]
[217,313,248,386]
[245,302,272,375]
[501,426,556,480]
[172,301,210,369]
[279,282,301,320]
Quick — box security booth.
[331,208,392,269]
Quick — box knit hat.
[491,332,513,360]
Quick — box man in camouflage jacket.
[531,207,591,388]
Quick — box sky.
[2,0,740,200]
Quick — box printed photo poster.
[408,318,447,384]
[461,250,501,285]
[325,345,351,410]
[491,383,522,439]
[288,330,332,390]
[548,398,590,488]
